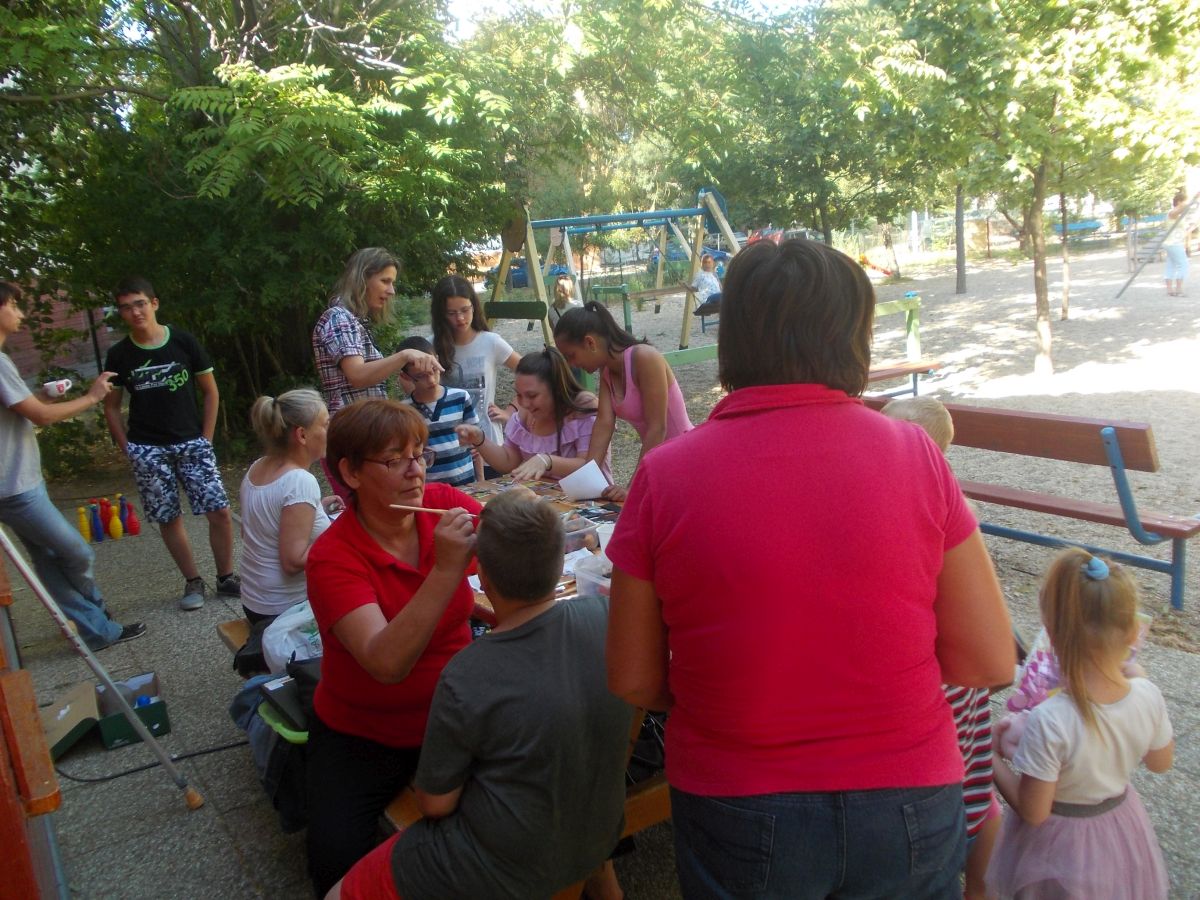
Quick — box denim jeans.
[671,783,966,899]
[0,483,122,650]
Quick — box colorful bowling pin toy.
[77,506,91,541]
[126,504,142,536]
[90,504,105,543]
[107,504,123,539]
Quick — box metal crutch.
[0,527,204,810]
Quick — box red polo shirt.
[607,384,976,795]
[307,483,482,747]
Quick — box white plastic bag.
[262,600,323,674]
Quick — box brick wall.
[5,295,119,386]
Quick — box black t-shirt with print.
[105,326,213,445]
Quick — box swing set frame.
[486,189,740,349]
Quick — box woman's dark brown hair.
[430,274,490,372]
[515,347,595,453]
[717,238,875,395]
[326,399,428,487]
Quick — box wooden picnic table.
[217,478,619,652]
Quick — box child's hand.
[488,403,513,425]
[994,711,1027,761]
[455,424,483,448]
[511,453,551,482]
[321,495,345,515]
[601,483,628,503]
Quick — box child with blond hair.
[988,549,1173,898]
[882,396,1000,899]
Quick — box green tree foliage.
[1,0,516,435]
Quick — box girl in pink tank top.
[554,302,693,500]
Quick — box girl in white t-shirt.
[239,389,338,623]
[988,549,1174,899]
[430,275,521,444]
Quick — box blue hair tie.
[1082,556,1109,580]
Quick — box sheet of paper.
[558,459,608,501]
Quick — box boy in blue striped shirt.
[397,337,482,486]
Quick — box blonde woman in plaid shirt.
[312,248,440,414]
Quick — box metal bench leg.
[910,372,919,396]
[1170,537,1186,611]
[622,299,633,333]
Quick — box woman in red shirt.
[606,239,1016,899]
[304,399,480,897]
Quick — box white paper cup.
[43,378,72,398]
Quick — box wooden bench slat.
[861,398,1158,471]
[217,619,251,654]
[0,671,61,817]
[866,359,944,383]
[960,480,1200,539]
[620,774,671,838]
[946,403,1158,471]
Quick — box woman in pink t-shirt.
[605,238,1015,898]
[553,302,692,502]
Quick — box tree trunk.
[955,183,966,294]
[818,202,832,245]
[881,224,902,278]
[1028,161,1053,375]
[1059,179,1070,320]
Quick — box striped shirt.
[403,387,479,487]
[945,684,994,836]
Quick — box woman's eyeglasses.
[363,449,437,471]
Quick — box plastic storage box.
[563,516,601,554]
[573,554,612,599]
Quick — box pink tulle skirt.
[985,787,1168,899]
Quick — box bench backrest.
[861,397,1159,472]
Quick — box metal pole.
[1113,192,1199,300]
[0,528,204,811]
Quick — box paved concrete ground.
[7,486,1198,899]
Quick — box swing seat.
[483,300,548,322]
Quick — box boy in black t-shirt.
[103,277,239,611]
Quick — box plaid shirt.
[312,304,387,413]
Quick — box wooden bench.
[863,397,1200,609]
[382,708,671,899]
[867,293,937,397]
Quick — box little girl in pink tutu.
[988,549,1175,899]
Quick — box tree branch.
[0,85,169,104]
